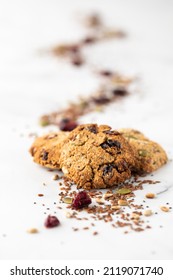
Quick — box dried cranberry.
[101,140,121,149]
[112,88,128,97]
[92,96,110,104]
[68,45,80,53]
[44,215,60,228]
[59,119,78,131]
[82,36,96,44]
[104,130,120,135]
[72,191,92,210]
[99,70,113,77]
[86,124,98,134]
[71,56,84,66]
[42,151,48,161]
[103,164,114,176]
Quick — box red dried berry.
[82,36,96,44]
[92,96,110,104]
[72,191,92,210]
[59,119,78,131]
[44,215,60,228]
[71,56,84,66]
[99,70,113,77]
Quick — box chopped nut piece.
[52,174,60,181]
[103,193,113,199]
[118,199,128,206]
[145,193,156,199]
[27,228,39,234]
[95,198,104,204]
[160,206,169,212]
[65,212,73,218]
[131,213,140,220]
[144,210,153,216]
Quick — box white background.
[0,0,173,260]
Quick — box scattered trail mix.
[28,12,171,236]
[40,72,135,129]
[53,176,168,233]
[51,13,125,67]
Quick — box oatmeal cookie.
[119,128,149,141]
[30,131,69,169]
[59,124,136,189]
[126,139,168,173]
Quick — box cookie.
[125,138,168,173]
[59,124,136,189]
[118,128,149,141]
[30,131,69,169]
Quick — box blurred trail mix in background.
[51,13,125,67]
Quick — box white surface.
[0,0,173,260]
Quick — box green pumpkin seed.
[138,149,148,157]
[116,188,132,195]
[62,197,73,204]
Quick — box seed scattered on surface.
[95,198,104,204]
[131,213,140,220]
[38,193,44,197]
[117,188,132,195]
[160,206,169,212]
[27,228,39,234]
[52,174,60,181]
[118,199,128,206]
[62,196,73,204]
[145,193,156,199]
[65,212,72,218]
[40,117,49,127]
[103,193,113,199]
[111,205,121,210]
[93,231,98,236]
[144,210,153,216]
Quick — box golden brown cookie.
[125,138,168,173]
[119,128,149,141]
[59,124,136,189]
[30,131,69,169]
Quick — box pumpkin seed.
[138,149,148,157]
[116,188,132,195]
[62,197,73,204]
